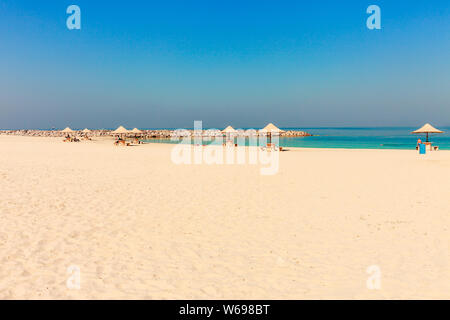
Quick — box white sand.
[0,135,449,299]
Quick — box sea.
[143,127,450,150]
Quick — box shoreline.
[2,134,448,153]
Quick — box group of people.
[63,135,80,142]
[114,136,143,146]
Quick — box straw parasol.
[82,128,92,133]
[412,123,443,142]
[61,127,74,133]
[61,127,74,136]
[222,126,237,134]
[222,125,237,143]
[112,126,129,134]
[112,126,129,139]
[259,123,285,144]
[130,128,143,135]
[130,128,143,141]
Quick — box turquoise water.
[280,127,450,150]
[143,127,450,150]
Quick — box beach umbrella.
[222,126,237,133]
[130,128,143,140]
[221,125,237,143]
[81,128,92,139]
[61,127,74,133]
[259,123,285,144]
[112,126,129,139]
[61,127,74,136]
[130,128,143,135]
[130,128,142,133]
[112,126,128,134]
[412,123,443,142]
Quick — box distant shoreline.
[0,129,312,138]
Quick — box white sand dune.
[0,135,449,299]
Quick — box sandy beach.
[0,135,449,299]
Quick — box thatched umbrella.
[112,126,129,140]
[81,128,92,137]
[130,128,143,143]
[61,127,74,133]
[259,123,285,144]
[412,123,443,142]
[61,127,74,137]
[221,125,237,144]
[130,128,143,136]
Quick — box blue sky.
[0,0,449,129]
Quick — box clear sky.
[0,0,449,129]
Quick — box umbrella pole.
[426,132,429,142]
